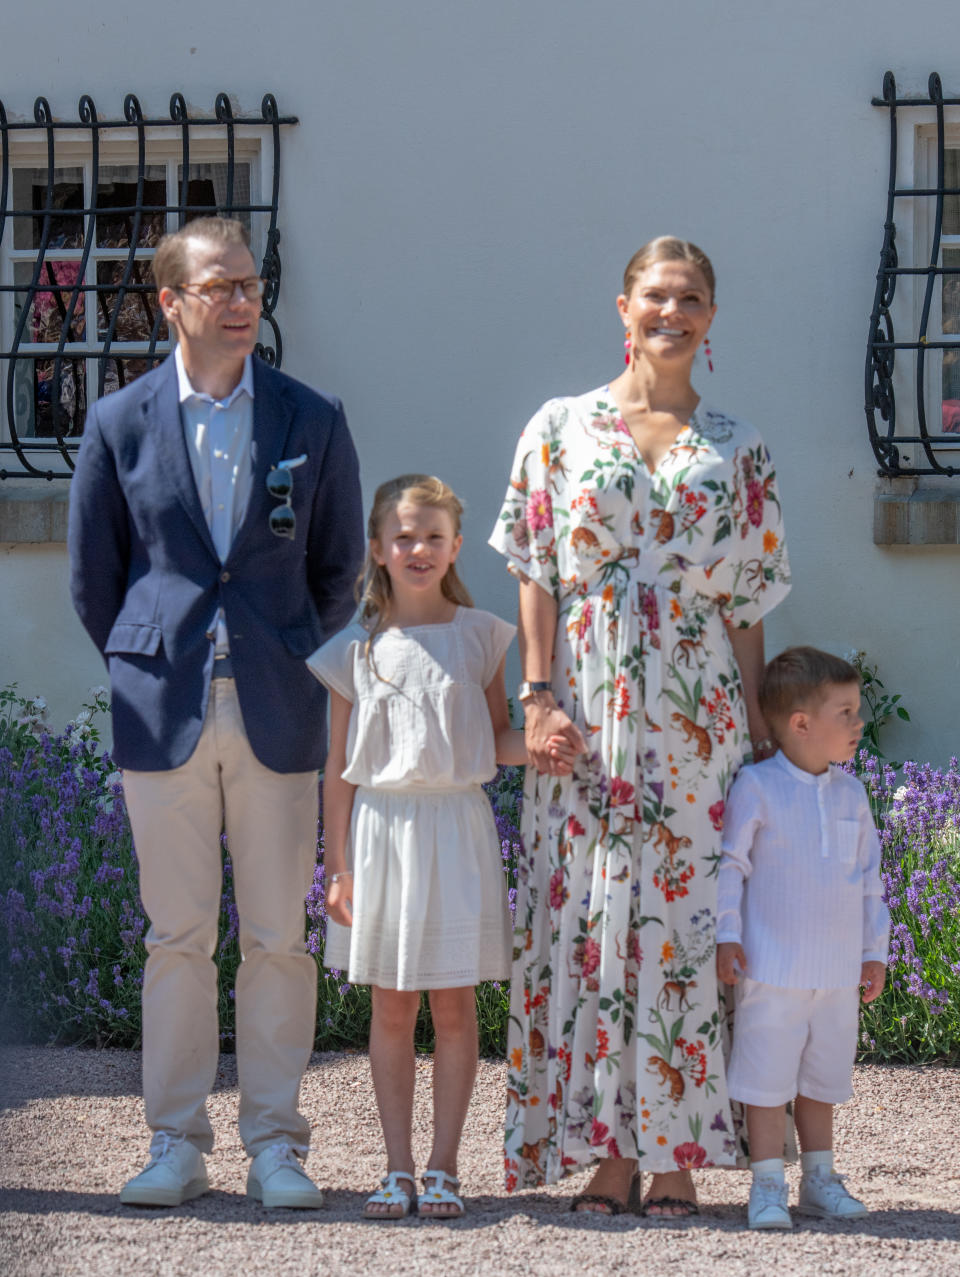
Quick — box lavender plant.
[4,681,955,1063]
[0,685,523,1056]
[0,685,144,1045]
[855,752,960,1062]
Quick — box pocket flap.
[280,623,323,657]
[104,622,163,656]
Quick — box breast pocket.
[834,818,861,864]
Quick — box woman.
[489,237,790,1215]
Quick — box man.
[68,217,363,1208]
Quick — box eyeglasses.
[176,276,266,304]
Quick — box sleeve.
[478,611,517,688]
[487,402,562,598]
[857,791,890,964]
[67,401,130,660]
[305,397,365,641]
[306,626,359,702]
[716,769,763,943]
[715,428,792,630]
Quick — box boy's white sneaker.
[748,1176,793,1230]
[797,1167,867,1220]
[119,1133,208,1206]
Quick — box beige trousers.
[122,678,319,1157]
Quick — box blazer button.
[220,570,230,583]
[205,629,215,641]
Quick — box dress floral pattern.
[489,388,791,1187]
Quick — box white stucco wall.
[0,544,107,726]
[1,0,957,762]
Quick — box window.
[915,132,960,439]
[866,71,960,477]
[0,93,295,479]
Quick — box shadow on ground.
[0,1186,957,1242]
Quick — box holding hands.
[523,695,587,776]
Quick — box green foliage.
[854,756,960,1065]
[0,685,519,1057]
[4,678,956,1070]
[848,650,911,761]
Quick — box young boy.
[716,647,889,1230]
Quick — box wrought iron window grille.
[866,71,960,477]
[0,92,297,480]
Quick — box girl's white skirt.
[324,784,513,990]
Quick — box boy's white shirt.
[716,751,889,989]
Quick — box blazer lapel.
[227,359,295,562]
[148,357,219,560]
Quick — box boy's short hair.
[758,646,860,725]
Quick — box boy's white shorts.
[727,977,859,1107]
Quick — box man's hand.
[859,960,886,1004]
[717,941,747,985]
[326,873,353,927]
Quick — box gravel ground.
[1,1047,958,1276]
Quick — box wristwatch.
[517,681,553,703]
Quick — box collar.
[175,344,254,407]
[772,749,834,787]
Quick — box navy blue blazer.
[68,353,364,773]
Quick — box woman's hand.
[726,620,776,760]
[326,872,354,927]
[524,695,587,774]
[750,734,778,762]
[516,578,586,774]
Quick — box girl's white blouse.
[306,607,516,789]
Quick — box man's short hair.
[151,217,252,292]
[758,646,860,725]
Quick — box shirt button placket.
[817,782,829,857]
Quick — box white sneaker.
[119,1134,208,1207]
[748,1176,792,1230]
[247,1142,324,1209]
[797,1168,867,1220]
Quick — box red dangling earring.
[624,334,632,366]
[703,336,714,373]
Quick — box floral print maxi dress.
[489,390,791,1187]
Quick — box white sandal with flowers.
[363,1170,417,1219]
[418,1168,464,1218]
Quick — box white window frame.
[912,120,960,456]
[1,126,269,459]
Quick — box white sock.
[751,1157,785,1183]
[801,1150,833,1176]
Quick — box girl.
[307,474,572,1220]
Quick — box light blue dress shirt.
[176,344,255,651]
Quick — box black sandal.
[570,1192,628,1215]
[639,1194,700,1218]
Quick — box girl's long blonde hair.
[357,474,474,660]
